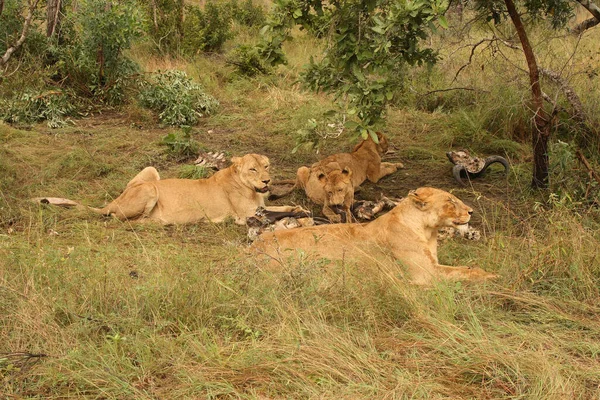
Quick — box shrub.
[49,0,143,104]
[0,90,77,128]
[228,0,266,28]
[182,2,233,56]
[227,45,272,76]
[138,70,219,127]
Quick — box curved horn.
[475,155,510,178]
[452,164,467,186]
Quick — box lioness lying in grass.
[251,187,498,285]
[35,154,305,225]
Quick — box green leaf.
[368,129,379,143]
[438,15,448,29]
[345,120,359,130]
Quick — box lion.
[34,154,304,225]
[314,163,354,223]
[272,133,403,222]
[250,187,498,285]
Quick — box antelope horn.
[482,155,510,174]
[452,164,467,186]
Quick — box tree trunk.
[0,0,5,18]
[177,0,185,47]
[504,0,551,188]
[46,0,62,38]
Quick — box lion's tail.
[30,197,106,214]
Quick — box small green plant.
[178,164,212,179]
[139,70,219,126]
[161,126,200,159]
[548,141,599,207]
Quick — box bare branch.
[451,37,520,84]
[0,0,41,67]
[572,0,600,34]
[539,68,587,124]
[572,17,600,34]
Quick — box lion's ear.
[408,189,428,210]
[342,167,352,178]
[317,172,327,183]
[231,156,242,171]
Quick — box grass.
[2,5,600,399]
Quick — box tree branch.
[572,0,600,34]
[539,68,588,125]
[0,0,41,67]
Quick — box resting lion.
[250,187,498,285]
[34,154,303,225]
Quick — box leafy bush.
[0,90,77,128]
[139,70,219,126]
[182,2,233,55]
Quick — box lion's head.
[316,163,353,206]
[408,187,473,228]
[232,154,271,193]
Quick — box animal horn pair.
[452,156,510,186]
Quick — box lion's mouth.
[255,186,270,193]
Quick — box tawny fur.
[250,187,498,285]
[35,154,302,225]
[296,133,403,209]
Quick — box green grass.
[2,6,600,399]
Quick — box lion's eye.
[265,165,270,170]
[250,168,257,172]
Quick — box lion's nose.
[262,179,271,185]
[468,210,473,216]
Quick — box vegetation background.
[1,0,599,398]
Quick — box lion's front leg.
[366,162,402,183]
[322,203,342,223]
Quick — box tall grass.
[1,5,600,399]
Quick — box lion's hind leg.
[125,167,160,188]
[98,183,159,220]
[434,264,499,282]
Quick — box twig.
[451,37,520,84]
[576,150,600,186]
[418,87,488,98]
